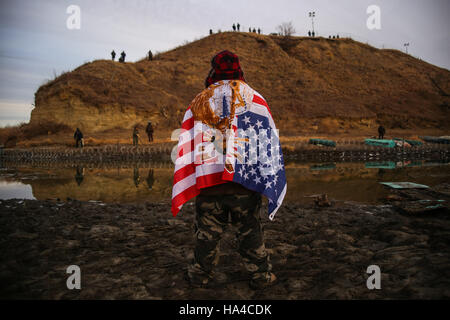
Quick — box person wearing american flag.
[171,50,287,289]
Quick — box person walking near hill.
[73,128,84,148]
[145,121,154,142]
[132,126,140,146]
[232,24,236,31]
[111,50,116,61]
[378,125,386,140]
[172,50,287,290]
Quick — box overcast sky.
[0,0,449,127]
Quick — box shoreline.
[1,184,449,299]
[1,140,449,163]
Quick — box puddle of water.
[0,161,449,204]
[0,181,35,200]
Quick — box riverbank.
[1,184,449,299]
[1,138,449,164]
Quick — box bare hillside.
[31,32,450,135]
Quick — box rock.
[89,225,120,234]
[10,231,38,240]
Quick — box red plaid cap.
[205,50,245,88]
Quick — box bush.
[20,121,72,139]
[276,22,296,37]
[0,121,72,147]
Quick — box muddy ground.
[0,192,449,300]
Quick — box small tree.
[276,22,296,36]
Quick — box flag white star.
[249,167,257,175]
[243,172,249,180]
[265,181,272,189]
[254,176,261,184]
[255,119,263,128]
[243,116,251,124]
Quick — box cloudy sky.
[0,0,448,127]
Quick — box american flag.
[171,81,287,220]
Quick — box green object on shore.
[365,161,396,169]
[380,182,430,189]
[364,139,396,148]
[393,138,423,146]
[405,161,423,168]
[420,136,450,144]
[309,138,336,147]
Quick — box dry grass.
[0,122,72,148]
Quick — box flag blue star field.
[232,109,287,220]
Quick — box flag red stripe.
[252,94,272,116]
[173,163,196,185]
[181,116,194,131]
[196,172,225,189]
[178,139,195,157]
[171,184,199,216]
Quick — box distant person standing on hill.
[132,126,140,146]
[119,51,126,63]
[378,125,386,140]
[237,23,240,31]
[148,50,153,61]
[145,121,154,142]
[232,23,236,31]
[74,128,84,148]
[111,50,116,61]
[258,28,261,34]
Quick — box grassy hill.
[30,32,450,138]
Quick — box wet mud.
[1,187,449,299]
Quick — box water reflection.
[133,166,140,188]
[75,166,84,186]
[0,160,448,204]
[146,169,154,190]
[0,181,34,200]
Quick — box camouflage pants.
[188,192,272,283]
